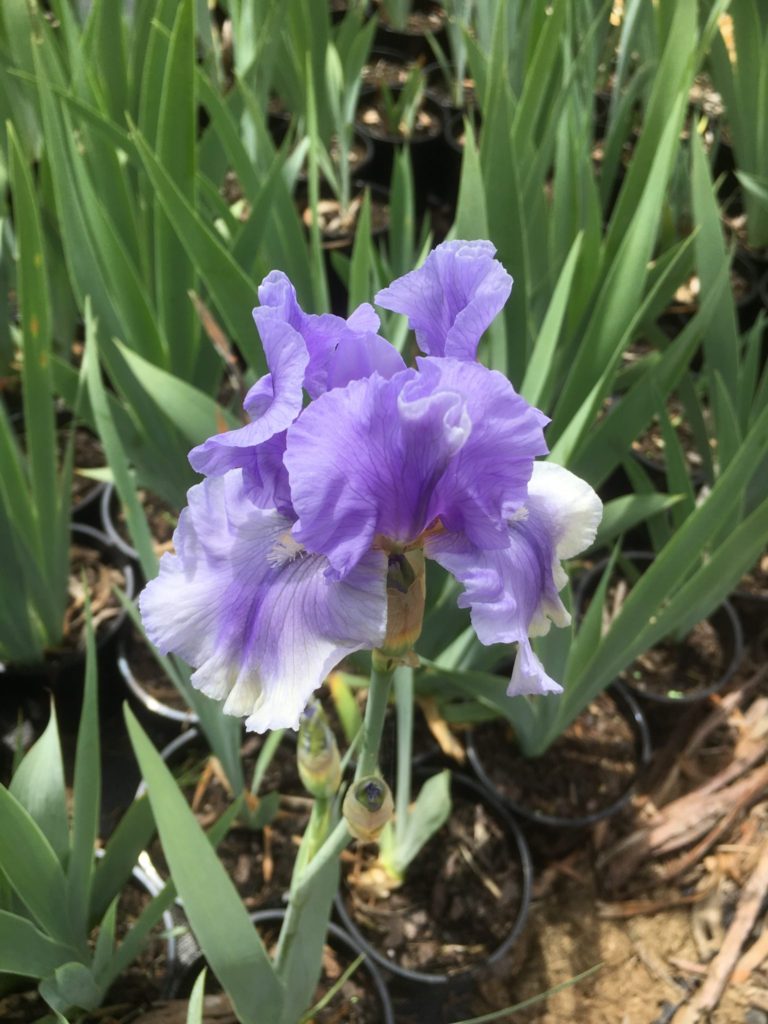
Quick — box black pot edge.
[118,628,199,727]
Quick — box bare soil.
[53,542,126,657]
[631,396,710,476]
[621,617,726,700]
[300,192,390,246]
[145,734,308,911]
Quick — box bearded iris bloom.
[140,241,602,732]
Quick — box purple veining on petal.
[415,357,548,548]
[285,368,475,578]
[374,240,513,361]
[139,471,388,733]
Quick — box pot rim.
[100,482,141,562]
[355,88,446,146]
[118,624,199,726]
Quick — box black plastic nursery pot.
[374,0,448,63]
[296,131,375,190]
[576,552,745,706]
[335,771,532,989]
[99,482,178,571]
[0,523,136,738]
[170,909,395,1024]
[423,61,478,115]
[466,683,652,833]
[661,252,763,338]
[629,396,710,494]
[297,179,391,315]
[355,88,447,208]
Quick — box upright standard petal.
[414,358,548,549]
[189,315,308,477]
[374,240,512,361]
[257,270,404,397]
[139,472,388,732]
[285,369,473,578]
[425,462,602,697]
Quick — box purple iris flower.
[140,241,602,732]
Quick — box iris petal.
[374,240,512,361]
[425,462,602,696]
[188,315,308,477]
[286,358,547,577]
[285,369,476,578]
[139,472,388,732]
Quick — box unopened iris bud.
[342,775,394,842]
[297,702,341,799]
[376,549,426,660]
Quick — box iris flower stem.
[356,656,396,780]
[393,666,413,850]
[274,658,395,980]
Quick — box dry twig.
[671,840,768,1023]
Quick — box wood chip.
[732,925,768,985]
[671,839,768,1023]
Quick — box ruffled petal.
[374,240,512,361]
[257,271,399,398]
[241,431,293,516]
[415,358,548,549]
[189,315,308,477]
[424,462,601,696]
[139,472,388,732]
[285,369,473,578]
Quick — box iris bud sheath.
[343,775,394,842]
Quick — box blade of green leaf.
[66,600,100,944]
[9,700,68,862]
[0,787,73,945]
[89,796,155,926]
[155,0,198,381]
[125,707,284,1023]
[186,968,207,1024]
[84,305,158,581]
[128,117,258,348]
[0,911,78,978]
